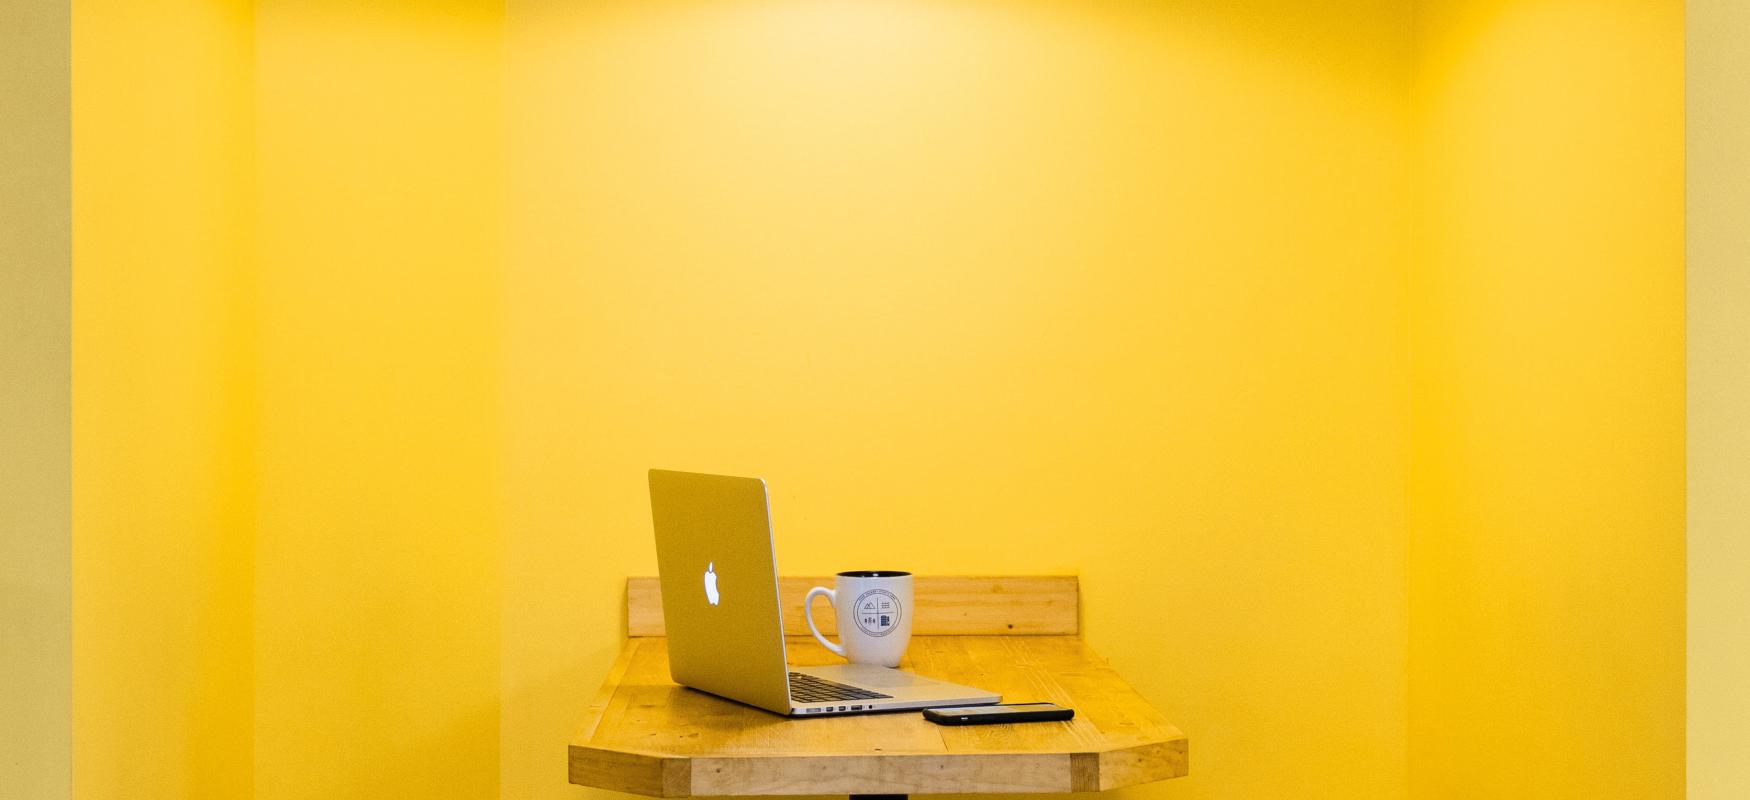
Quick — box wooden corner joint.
[1069,751,1103,792]
[569,744,683,797]
[1089,738,1190,791]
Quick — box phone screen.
[933,703,1061,715]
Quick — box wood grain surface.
[569,635,1187,796]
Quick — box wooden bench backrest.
[626,575,1079,637]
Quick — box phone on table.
[922,703,1074,725]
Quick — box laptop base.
[788,663,1000,716]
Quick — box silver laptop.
[648,469,1001,716]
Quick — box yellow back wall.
[504,2,1410,798]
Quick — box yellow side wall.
[1408,1,1686,797]
[504,2,1410,798]
[70,1,256,797]
[1687,1,1750,797]
[251,2,502,798]
[2,0,71,796]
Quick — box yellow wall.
[1687,2,1750,797]
[70,1,256,797]
[1408,1,1685,797]
[58,1,1696,798]
[2,0,71,795]
[504,2,1410,798]
[251,2,502,798]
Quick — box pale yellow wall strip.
[1687,2,1750,797]
[0,0,72,797]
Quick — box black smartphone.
[923,703,1075,725]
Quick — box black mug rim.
[837,570,911,578]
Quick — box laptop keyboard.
[787,672,893,703]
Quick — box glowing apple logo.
[703,562,721,606]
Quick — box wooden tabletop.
[569,577,1188,797]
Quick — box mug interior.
[837,570,911,578]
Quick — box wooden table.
[571,576,1188,798]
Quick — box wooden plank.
[570,635,1187,795]
[627,575,1078,637]
[567,747,678,797]
[1097,739,1189,792]
[1070,752,1102,792]
[688,753,1078,796]
[568,639,676,794]
[574,638,640,743]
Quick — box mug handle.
[804,586,846,657]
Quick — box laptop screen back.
[648,469,792,713]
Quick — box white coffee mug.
[805,571,913,668]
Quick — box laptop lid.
[648,469,792,713]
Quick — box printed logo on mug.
[805,571,913,668]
